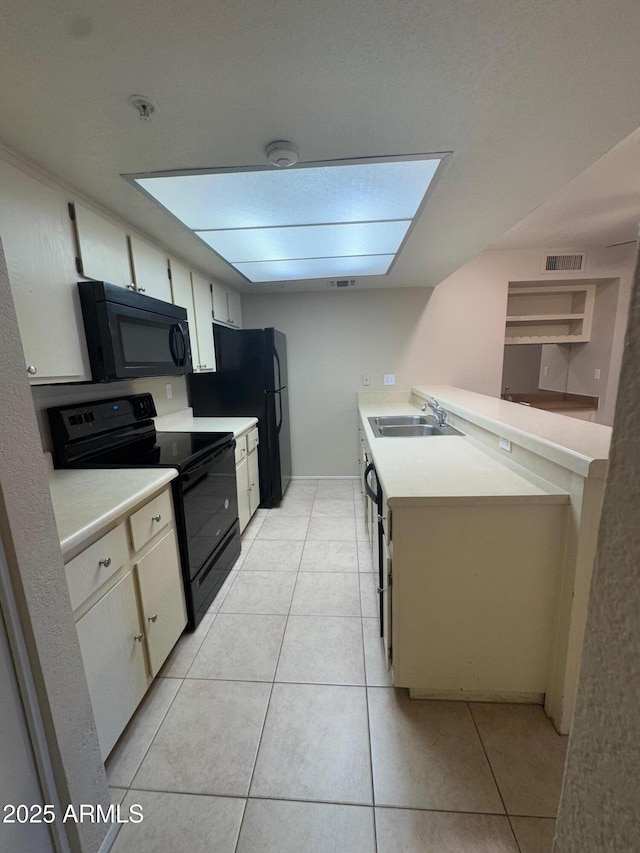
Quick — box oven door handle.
[182,441,235,481]
[364,462,378,503]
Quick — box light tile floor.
[106,478,567,853]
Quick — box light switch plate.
[594,368,601,380]
[384,374,395,386]
[499,436,511,452]
[166,383,173,399]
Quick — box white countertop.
[411,386,611,478]
[154,408,257,436]
[50,468,177,557]
[359,400,569,507]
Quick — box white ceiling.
[1,0,640,293]
[491,126,640,251]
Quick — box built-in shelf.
[505,284,595,345]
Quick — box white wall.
[243,245,635,476]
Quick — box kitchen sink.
[368,417,464,438]
[372,415,430,426]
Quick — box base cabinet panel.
[237,456,251,532]
[75,572,149,760]
[390,502,566,698]
[136,529,187,676]
[248,448,260,517]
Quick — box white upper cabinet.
[227,287,243,328]
[0,159,91,382]
[212,280,242,328]
[128,235,171,301]
[191,272,216,372]
[168,256,196,322]
[72,203,133,287]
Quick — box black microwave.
[78,281,192,382]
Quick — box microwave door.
[106,302,192,379]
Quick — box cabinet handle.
[98,557,112,568]
[152,514,162,522]
[128,283,136,290]
[138,286,146,293]
[147,614,158,623]
[376,585,385,594]
[27,365,38,375]
[134,633,144,642]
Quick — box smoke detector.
[128,95,158,122]
[265,140,299,168]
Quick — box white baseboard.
[408,688,544,704]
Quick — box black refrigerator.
[188,326,291,507]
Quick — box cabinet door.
[248,449,260,517]
[75,572,148,759]
[169,257,197,331]
[236,456,251,533]
[227,288,242,328]
[191,273,216,372]
[73,203,132,287]
[0,160,91,382]
[211,280,229,323]
[129,235,171,301]
[135,529,187,677]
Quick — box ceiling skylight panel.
[134,158,440,230]
[233,255,394,282]
[196,221,411,263]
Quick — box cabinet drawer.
[129,489,172,552]
[65,523,128,611]
[247,427,259,454]
[235,434,248,465]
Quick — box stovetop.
[48,393,233,473]
[74,430,234,472]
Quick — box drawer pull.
[147,614,158,623]
[376,585,385,594]
[98,557,112,568]
[134,633,144,642]
[152,514,162,523]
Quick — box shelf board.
[505,334,590,345]
[506,313,585,323]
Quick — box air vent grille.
[329,279,356,288]
[544,253,585,272]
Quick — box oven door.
[175,439,240,628]
[179,440,238,581]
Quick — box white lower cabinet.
[75,572,148,760]
[68,485,187,760]
[136,529,187,677]
[235,426,260,532]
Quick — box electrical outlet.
[362,373,371,386]
[544,366,549,377]
[593,368,601,380]
[384,374,395,386]
[166,383,173,399]
[499,437,511,452]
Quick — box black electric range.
[48,393,241,628]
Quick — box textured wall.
[553,243,640,850]
[0,238,109,852]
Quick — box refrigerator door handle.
[273,349,282,391]
[275,389,283,433]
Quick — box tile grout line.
[467,702,523,853]
[234,490,311,852]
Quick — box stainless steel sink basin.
[372,415,430,426]
[368,417,464,438]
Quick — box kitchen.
[1,3,640,853]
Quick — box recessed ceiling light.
[125,152,448,282]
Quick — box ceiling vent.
[329,279,356,288]
[543,253,585,273]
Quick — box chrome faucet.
[427,398,448,427]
